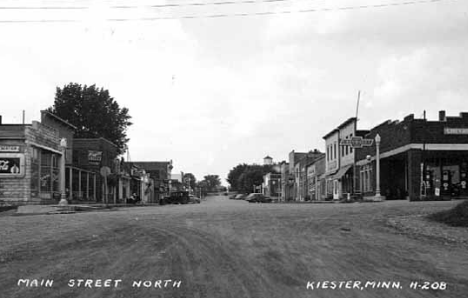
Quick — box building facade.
[356,111,468,201]
[0,119,66,205]
[72,138,119,203]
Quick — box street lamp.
[374,134,385,201]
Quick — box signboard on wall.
[0,154,25,177]
[444,128,468,135]
[88,150,102,165]
[0,146,20,152]
[340,136,373,148]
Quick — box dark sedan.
[245,193,272,203]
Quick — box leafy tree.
[48,83,132,154]
[226,163,249,191]
[227,163,276,193]
[203,175,221,192]
[183,173,197,190]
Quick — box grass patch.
[427,200,468,227]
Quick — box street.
[0,196,467,298]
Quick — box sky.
[1,0,467,185]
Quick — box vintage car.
[159,191,190,205]
[245,193,273,203]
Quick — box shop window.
[360,165,373,192]
[40,151,60,195]
[30,147,40,197]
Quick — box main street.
[0,196,467,298]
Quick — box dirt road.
[0,196,467,298]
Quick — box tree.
[227,163,277,193]
[202,175,221,192]
[226,163,249,191]
[183,173,197,190]
[48,83,132,154]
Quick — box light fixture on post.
[373,134,385,201]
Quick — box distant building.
[306,153,326,200]
[124,161,173,202]
[263,155,273,165]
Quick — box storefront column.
[58,139,68,205]
[69,167,73,199]
[407,149,422,201]
[78,170,82,200]
[86,172,90,200]
[93,174,97,201]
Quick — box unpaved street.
[1,196,467,298]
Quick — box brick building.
[72,138,119,203]
[356,111,468,201]
[306,154,326,200]
[0,117,66,205]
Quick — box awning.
[330,164,353,180]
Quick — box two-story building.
[306,153,326,200]
[323,118,369,200]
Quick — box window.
[40,151,60,195]
[30,148,40,197]
[334,142,337,159]
[360,165,373,192]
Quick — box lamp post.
[374,134,385,201]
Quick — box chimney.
[439,110,446,121]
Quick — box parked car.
[189,195,201,204]
[234,194,248,200]
[245,193,272,203]
[229,194,237,200]
[160,191,190,205]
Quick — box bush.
[427,200,468,227]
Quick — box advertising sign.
[0,146,20,152]
[88,150,102,163]
[0,154,24,177]
[340,137,374,148]
[444,128,468,135]
[0,158,21,174]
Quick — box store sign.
[0,146,20,152]
[0,157,21,175]
[340,136,373,148]
[88,150,102,162]
[444,128,468,135]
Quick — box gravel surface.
[0,196,467,298]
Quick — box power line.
[0,0,321,10]
[0,0,457,23]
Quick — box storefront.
[356,111,468,201]
[0,121,65,205]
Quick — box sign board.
[444,128,468,135]
[0,146,20,152]
[0,154,25,177]
[88,150,103,162]
[340,136,373,148]
[0,158,21,174]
